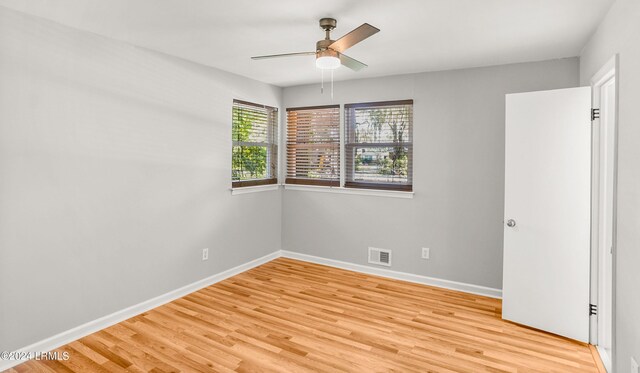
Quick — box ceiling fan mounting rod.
[319,17,337,42]
[317,17,338,51]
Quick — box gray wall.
[580,0,640,370]
[282,59,579,290]
[0,6,282,351]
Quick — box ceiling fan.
[251,18,380,71]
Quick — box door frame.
[589,54,618,372]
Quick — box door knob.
[506,219,516,227]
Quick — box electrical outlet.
[421,247,430,259]
[202,248,209,261]
[631,357,639,373]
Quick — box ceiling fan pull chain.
[321,68,324,94]
[331,69,334,100]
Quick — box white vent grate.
[368,247,391,267]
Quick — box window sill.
[283,184,414,199]
[230,184,281,195]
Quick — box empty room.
[1,0,639,372]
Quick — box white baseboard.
[0,250,280,372]
[280,250,503,299]
[2,249,502,371]
[596,345,612,373]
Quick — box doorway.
[590,55,618,372]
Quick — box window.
[232,99,278,187]
[286,105,340,186]
[345,100,413,191]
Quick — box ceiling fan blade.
[339,53,368,71]
[329,23,380,53]
[251,52,315,60]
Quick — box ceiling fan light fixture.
[316,49,340,69]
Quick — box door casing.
[589,54,618,373]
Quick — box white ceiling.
[0,0,614,87]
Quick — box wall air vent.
[368,247,391,267]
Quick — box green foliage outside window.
[353,107,410,182]
[232,146,267,180]
[232,106,268,180]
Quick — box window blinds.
[286,105,340,186]
[232,99,278,187]
[344,100,413,191]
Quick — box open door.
[503,87,591,342]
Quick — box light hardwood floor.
[7,258,604,372]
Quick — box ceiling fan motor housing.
[316,39,335,52]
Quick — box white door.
[503,87,591,343]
